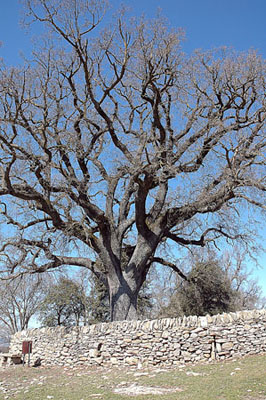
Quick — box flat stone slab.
[114,384,183,396]
[0,354,22,366]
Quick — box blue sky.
[1,0,266,61]
[0,0,265,297]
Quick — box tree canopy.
[175,261,234,316]
[156,249,266,318]
[0,0,265,321]
[39,276,88,327]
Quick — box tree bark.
[108,275,139,321]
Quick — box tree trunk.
[108,275,139,321]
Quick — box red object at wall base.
[22,341,32,355]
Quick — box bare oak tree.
[0,0,265,320]
[0,274,45,339]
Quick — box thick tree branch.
[152,257,188,281]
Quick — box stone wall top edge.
[87,308,265,331]
[12,308,266,339]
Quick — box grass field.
[0,353,265,399]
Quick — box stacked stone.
[9,309,266,368]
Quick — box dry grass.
[0,353,265,399]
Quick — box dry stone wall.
[9,309,266,368]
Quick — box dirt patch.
[114,384,183,396]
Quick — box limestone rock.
[8,309,266,369]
